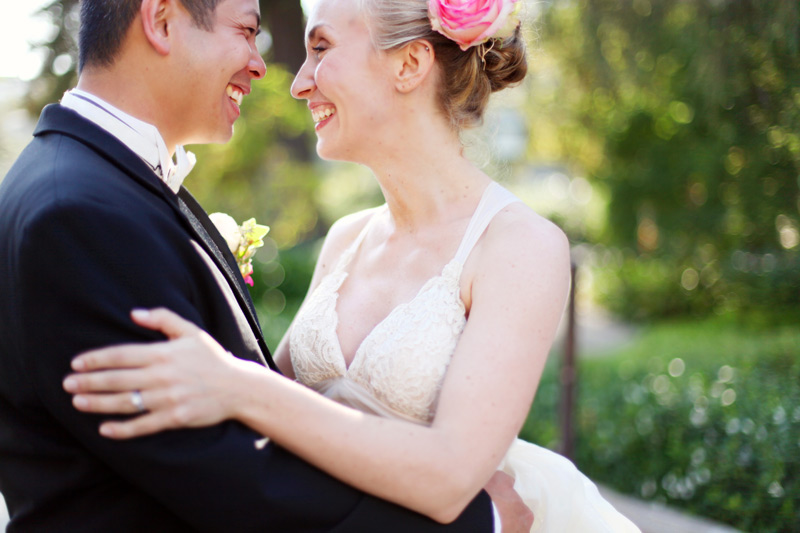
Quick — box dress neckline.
[330,182,514,370]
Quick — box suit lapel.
[34,104,277,371]
[35,105,170,201]
[176,188,276,370]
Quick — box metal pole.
[559,261,578,460]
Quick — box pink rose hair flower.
[428,0,522,51]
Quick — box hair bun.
[483,27,528,93]
[363,0,528,129]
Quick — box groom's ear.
[394,40,435,94]
[140,0,173,56]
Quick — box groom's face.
[170,0,266,145]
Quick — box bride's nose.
[291,59,315,100]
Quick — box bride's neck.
[369,146,489,232]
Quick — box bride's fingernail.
[63,377,77,391]
[99,425,114,437]
[132,309,150,320]
[73,396,88,408]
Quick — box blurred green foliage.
[527,0,800,319]
[521,318,800,532]
[187,66,321,249]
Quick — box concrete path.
[599,485,740,533]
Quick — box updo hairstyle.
[361,0,528,129]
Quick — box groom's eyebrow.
[241,9,262,34]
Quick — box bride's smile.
[310,103,337,128]
[291,0,412,166]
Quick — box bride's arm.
[65,208,570,523]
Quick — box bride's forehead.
[308,0,362,25]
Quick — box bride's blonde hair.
[360,0,527,129]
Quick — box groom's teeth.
[226,85,244,106]
[312,107,336,123]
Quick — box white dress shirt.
[60,89,195,193]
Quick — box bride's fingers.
[131,308,201,340]
[63,368,153,394]
[71,344,159,372]
[73,391,147,415]
[98,411,179,440]
[73,387,176,415]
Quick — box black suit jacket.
[0,105,493,532]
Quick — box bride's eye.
[311,45,328,59]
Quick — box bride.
[63,0,640,530]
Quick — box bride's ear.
[394,40,435,94]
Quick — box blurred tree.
[261,0,312,161]
[262,0,306,74]
[530,0,800,319]
[24,0,79,115]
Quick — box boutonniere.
[209,212,270,287]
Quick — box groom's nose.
[248,45,266,80]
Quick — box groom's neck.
[76,69,177,156]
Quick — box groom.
[0,0,529,530]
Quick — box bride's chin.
[315,144,347,163]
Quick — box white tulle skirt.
[499,439,641,532]
[313,377,640,533]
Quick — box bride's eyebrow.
[306,24,331,43]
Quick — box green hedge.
[521,318,800,532]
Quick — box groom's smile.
[225,82,249,119]
[227,84,246,108]
[170,0,266,145]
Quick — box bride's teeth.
[312,107,336,123]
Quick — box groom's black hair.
[78,0,221,72]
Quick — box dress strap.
[333,205,387,272]
[453,182,521,265]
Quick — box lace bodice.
[290,184,643,533]
[289,183,520,423]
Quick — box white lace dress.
[289,182,640,532]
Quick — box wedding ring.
[130,390,146,413]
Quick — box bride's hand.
[63,308,250,439]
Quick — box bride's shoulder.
[492,201,567,249]
[326,206,383,249]
[329,206,382,237]
[313,206,384,273]
[474,201,570,280]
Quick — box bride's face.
[291,0,396,163]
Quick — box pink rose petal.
[429,0,520,50]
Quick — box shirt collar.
[60,89,195,193]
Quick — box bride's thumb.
[131,308,199,340]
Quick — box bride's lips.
[310,103,337,130]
